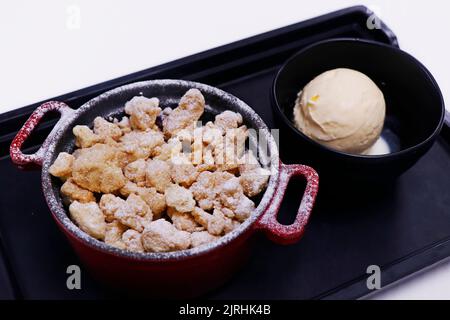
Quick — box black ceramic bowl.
[272,38,445,182]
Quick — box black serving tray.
[0,6,449,300]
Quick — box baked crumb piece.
[114,194,152,232]
[201,144,215,165]
[120,181,166,218]
[49,152,74,179]
[61,178,95,203]
[238,151,269,197]
[145,159,172,193]
[202,121,220,141]
[214,110,243,133]
[162,107,173,116]
[99,194,126,222]
[124,159,147,186]
[189,172,215,208]
[218,177,255,222]
[73,158,126,193]
[238,150,260,171]
[122,229,144,252]
[191,127,204,165]
[167,207,203,232]
[69,201,106,240]
[239,168,269,198]
[163,88,205,137]
[73,125,102,148]
[114,116,132,134]
[215,125,248,171]
[196,161,216,173]
[170,159,199,187]
[216,205,235,219]
[174,128,195,143]
[126,194,153,218]
[124,96,161,131]
[165,184,196,213]
[93,116,122,142]
[154,138,182,161]
[119,130,164,162]
[190,171,235,210]
[192,207,226,236]
[104,220,127,249]
[190,231,219,248]
[72,143,127,193]
[142,219,191,252]
[223,217,240,234]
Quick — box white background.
[1,0,449,299]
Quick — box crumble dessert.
[49,88,269,253]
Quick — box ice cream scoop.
[293,68,386,154]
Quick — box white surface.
[365,257,450,300]
[1,0,449,299]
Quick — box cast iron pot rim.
[41,79,280,262]
[272,37,446,160]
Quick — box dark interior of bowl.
[48,80,274,230]
[274,39,444,153]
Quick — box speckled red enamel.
[10,101,71,169]
[256,163,319,245]
[58,216,255,298]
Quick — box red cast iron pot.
[10,80,319,298]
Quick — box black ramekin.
[272,38,445,183]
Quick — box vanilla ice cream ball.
[293,68,386,154]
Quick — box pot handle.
[10,101,75,169]
[255,162,319,245]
